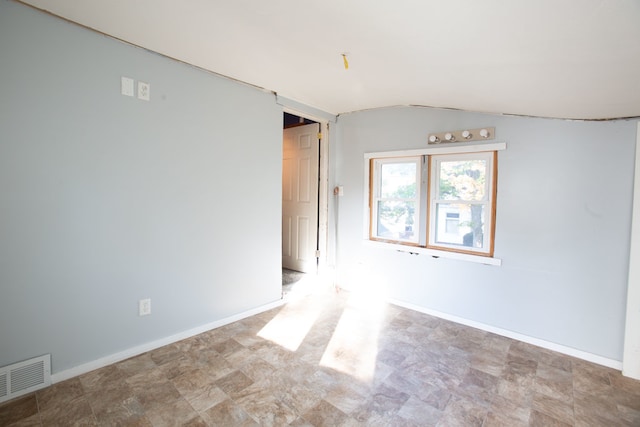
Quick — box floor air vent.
[0,354,51,403]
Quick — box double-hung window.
[428,152,496,255]
[368,146,500,259]
[370,157,421,245]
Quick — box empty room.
[1,0,640,425]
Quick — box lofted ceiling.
[19,0,640,120]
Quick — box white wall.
[335,106,637,362]
[0,2,282,374]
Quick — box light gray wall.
[0,2,282,373]
[335,106,637,361]
[2,0,635,376]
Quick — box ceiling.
[19,0,640,120]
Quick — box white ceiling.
[20,0,640,120]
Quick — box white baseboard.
[389,299,623,371]
[51,295,622,384]
[51,299,286,383]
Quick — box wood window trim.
[364,142,505,264]
[369,157,421,245]
[426,151,496,257]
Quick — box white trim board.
[277,95,337,123]
[623,121,640,379]
[364,239,502,266]
[51,299,286,383]
[389,299,622,371]
[364,141,506,160]
[51,293,622,383]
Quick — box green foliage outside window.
[438,160,487,247]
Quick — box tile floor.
[281,268,306,298]
[1,279,640,426]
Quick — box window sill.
[363,239,502,266]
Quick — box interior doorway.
[282,111,328,289]
[282,114,319,274]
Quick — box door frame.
[623,121,640,379]
[282,108,329,273]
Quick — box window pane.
[438,160,487,201]
[434,203,485,248]
[380,163,417,199]
[377,200,417,241]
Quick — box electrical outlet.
[139,298,151,316]
[137,81,150,101]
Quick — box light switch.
[121,77,134,97]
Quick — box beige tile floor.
[2,279,640,426]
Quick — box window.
[429,152,496,255]
[368,148,498,258]
[370,157,421,244]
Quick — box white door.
[282,123,320,273]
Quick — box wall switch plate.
[121,77,134,97]
[139,298,151,316]
[137,81,150,101]
[338,186,344,196]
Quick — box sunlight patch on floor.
[259,273,328,351]
[320,269,389,383]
